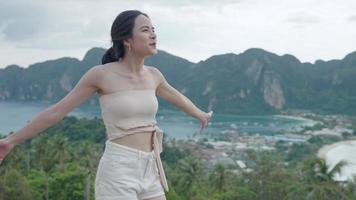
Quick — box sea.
[0,100,316,140]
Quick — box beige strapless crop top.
[98,87,170,192]
[99,89,159,141]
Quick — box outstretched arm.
[153,67,212,129]
[0,65,103,164]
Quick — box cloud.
[0,0,356,68]
[0,0,114,49]
[0,0,249,50]
[348,15,356,22]
[284,11,321,24]
[0,1,49,41]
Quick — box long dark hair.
[102,10,149,64]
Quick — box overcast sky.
[0,0,355,69]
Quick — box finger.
[208,111,213,117]
[203,120,207,127]
[200,124,204,131]
[199,122,204,133]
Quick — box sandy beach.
[273,114,318,127]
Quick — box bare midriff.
[110,131,154,152]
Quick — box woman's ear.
[123,38,133,48]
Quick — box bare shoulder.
[86,64,105,77]
[146,65,164,81]
[86,64,104,74]
[49,64,105,117]
[91,64,107,75]
[82,65,105,88]
[100,62,118,71]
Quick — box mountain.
[0,47,355,115]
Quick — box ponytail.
[101,10,148,65]
[101,47,117,64]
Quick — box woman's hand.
[198,111,213,134]
[0,138,15,165]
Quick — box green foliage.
[26,169,48,200]
[210,188,257,200]
[0,169,33,200]
[161,143,190,166]
[49,163,90,200]
[208,163,230,193]
[243,152,296,200]
[302,123,325,132]
[165,187,184,200]
[300,157,350,200]
[1,116,356,199]
[172,155,205,199]
[286,143,316,163]
[308,135,342,146]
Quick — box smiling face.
[124,14,157,57]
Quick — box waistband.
[104,125,169,192]
[104,140,155,160]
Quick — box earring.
[127,45,131,53]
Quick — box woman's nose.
[151,35,156,40]
[150,32,156,40]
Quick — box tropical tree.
[31,134,55,200]
[75,140,103,200]
[49,163,88,200]
[344,175,356,200]
[0,168,33,200]
[173,155,205,199]
[243,151,294,200]
[302,157,349,200]
[208,162,229,193]
[31,134,54,172]
[49,134,71,172]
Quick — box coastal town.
[166,111,356,177]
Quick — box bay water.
[0,100,315,140]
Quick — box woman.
[0,10,212,200]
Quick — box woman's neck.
[120,54,145,75]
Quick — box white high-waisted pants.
[95,140,165,200]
